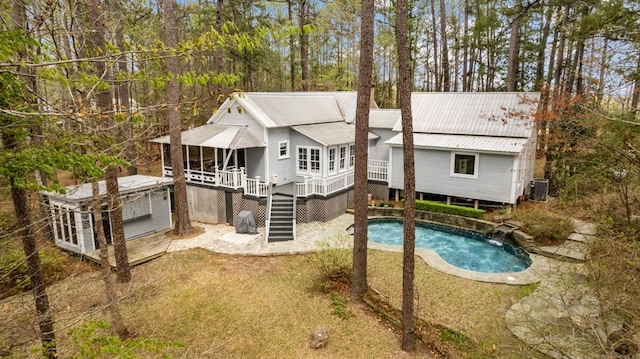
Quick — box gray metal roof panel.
[292,122,379,146]
[386,133,527,153]
[150,124,266,149]
[44,175,173,202]
[369,109,401,129]
[393,92,539,138]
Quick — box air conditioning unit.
[529,179,549,202]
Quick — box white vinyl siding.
[389,147,515,204]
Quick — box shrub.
[308,234,352,293]
[513,207,574,244]
[414,200,485,219]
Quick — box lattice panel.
[215,190,226,224]
[367,183,390,201]
[231,192,243,224]
[296,200,308,223]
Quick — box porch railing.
[295,171,355,197]
[367,160,389,181]
[244,176,270,197]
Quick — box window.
[278,140,289,159]
[339,145,347,170]
[451,152,479,179]
[52,205,78,245]
[328,147,337,174]
[349,144,355,168]
[297,146,321,174]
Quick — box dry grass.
[1,244,544,358]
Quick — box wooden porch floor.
[83,232,172,268]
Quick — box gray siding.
[389,148,516,203]
[123,189,172,239]
[245,147,265,180]
[187,185,225,223]
[216,111,265,140]
[369,128,397,161]
[268,127,294,185]
[79,212,95,252]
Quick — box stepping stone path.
[506,219,634,359]
[536,219,596,262]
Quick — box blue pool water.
[367,219,531,273]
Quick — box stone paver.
[506,220,626,359]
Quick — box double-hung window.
[349,144,355,168]
[328,147,337,175]
[297,146,321,175]
[278,140,289,159]
[339,145,347,171]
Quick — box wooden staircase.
[267,195,295,242]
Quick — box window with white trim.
[278,140,289,159]
[451,152,479,179]
[339,145,347,170]
[328,147,337,174]
[349,144,355,168]
[297,146,321,175]
[52,205,78,245]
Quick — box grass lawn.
[1,247,544,358]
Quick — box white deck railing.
[296,171,355,197]
[164,159,389,199]
[368,160,389,181]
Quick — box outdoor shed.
[387,92,540,206]
[44,175,173,254]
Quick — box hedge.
[413,200,485,219]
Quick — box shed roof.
[292,122,379,146]
[45,175,173,203]
[208,92,361,128]
[150,124,265,149]
[386,133,527,154]
[393,92,539,138]
[369,109,400,129]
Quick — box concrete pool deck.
[166,213,549,285]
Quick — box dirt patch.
[164,226,205,239]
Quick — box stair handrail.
[265,183,273,243]
[292,183,297,240]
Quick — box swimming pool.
[367,219,531,273]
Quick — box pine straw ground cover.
[1,248,542,358]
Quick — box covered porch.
[151,124,271,197]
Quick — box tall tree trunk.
[631,54,640,112]
[430,0,440,91]
[215,0,225,104]
[396,0,416,351]
[462,0,469,91]
[91,181,129,338]
[299,0,309,91]
[162,0,194,235]
[352,0,374,303]
[88,0,132,283]
[506,0,522,92]
[439,0,450,91]
[288,0,296,90]
[597,37,608,106]
[535,1,553,91]
[552,3,570,110]
[107,0,136,176]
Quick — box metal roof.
[44,175,174,202]
[386,133,527,154]
[150,124,265,149]
[207,92,360,128]
[292,122,379,146]
[392,92,539,138]
[369,109,401,129]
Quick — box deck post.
[419,193,423,201]
[446,196,451,205]
[395,189,400,202]
[474,199,479,209]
